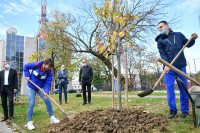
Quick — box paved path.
[0,121,15,133]
[92,94,180,99]
[0,114,16,133]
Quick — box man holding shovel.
[23,58,60,130]
[155,21,198,119]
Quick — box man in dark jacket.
[79,58,93,105]
[156,21,198,119]
[0,60,18,121]
[57,65,69,104]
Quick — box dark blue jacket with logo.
[155,29,195,69]
[24,61,53,94]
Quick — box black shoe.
[1,117,9,122]
[168,110,177,119]
[182,112,188,118]
[82,103,86,105]
[9,117,14,121]
[88,102,91,104]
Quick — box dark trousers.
[1,86,14,118]
[82,82,91,104]
[58,83,68,103]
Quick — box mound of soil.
[45,108,168,133]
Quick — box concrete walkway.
[0,120,15,133]
[0,114,16,133]
[92,94,180,99]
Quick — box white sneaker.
[25,121,35,130]
[50,116,60,124]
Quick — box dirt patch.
[44,108,168,133]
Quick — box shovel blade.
[137,90,154,97]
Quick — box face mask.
[61,68,65,71]
[160,29,167,35]
[44,67,47,70]
[82,63,86,67]
[5,64,10,69]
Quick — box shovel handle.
[28,80,68,117]
[153,37,193,90]
[157,58,200,86]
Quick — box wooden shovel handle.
[153,37,193,89]
[156,58,200,86]
[28,80,68,117]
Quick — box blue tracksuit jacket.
[155,29,196,113]
[23,61,53,93]
[155,29,195,68]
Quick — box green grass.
[0,91,200,133]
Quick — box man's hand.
[14,89,17,93]
[191,33,198,40]
[164,66,170,73]
[25,77,30,81]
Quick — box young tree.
[42,0,179,108]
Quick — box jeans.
[58,83,68,103]
[27,86,54,121]
[164,67,189,113]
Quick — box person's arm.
[181,33,195,48]
[14,70,18,91]
[23,62,38,78]
[90,67,93,82]
[79,68,82,83]
[62,70,68,79]
[157,42,169,63]
[57,71,63,79]
[44,70,53,94]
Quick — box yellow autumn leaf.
[107,42,111,47]
[113,31,118,36]
[104,52,109,58]
[104,1,111,7]
[132,15,138,19]
[126,42,131,48]
[110,44,116,50]
[119,18,125,26]
[104,9,110,18]
[124,14,131,20]
[119,31,125,37]
[113,11,119,22]
[113,16,120,23]
[98,45,106,54]
[111,34,117,43]
[117,2,121,7]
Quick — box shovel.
[138,37,193,97]
[28,80,68,117]
[175,77,197,127]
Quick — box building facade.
[0,40,5,70]
[1,28,39,95]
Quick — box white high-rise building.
[1,28,43,95]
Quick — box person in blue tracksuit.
[23,58,60,130]
[156,21,198,119]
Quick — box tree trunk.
[91,51,125,86]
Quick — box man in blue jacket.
[156,21,198,119]
[23,58,60,130]
[57,65,69,104]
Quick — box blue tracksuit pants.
[164,67,189,113]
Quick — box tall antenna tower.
[39,0,48,28]
[38,0,48,37]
